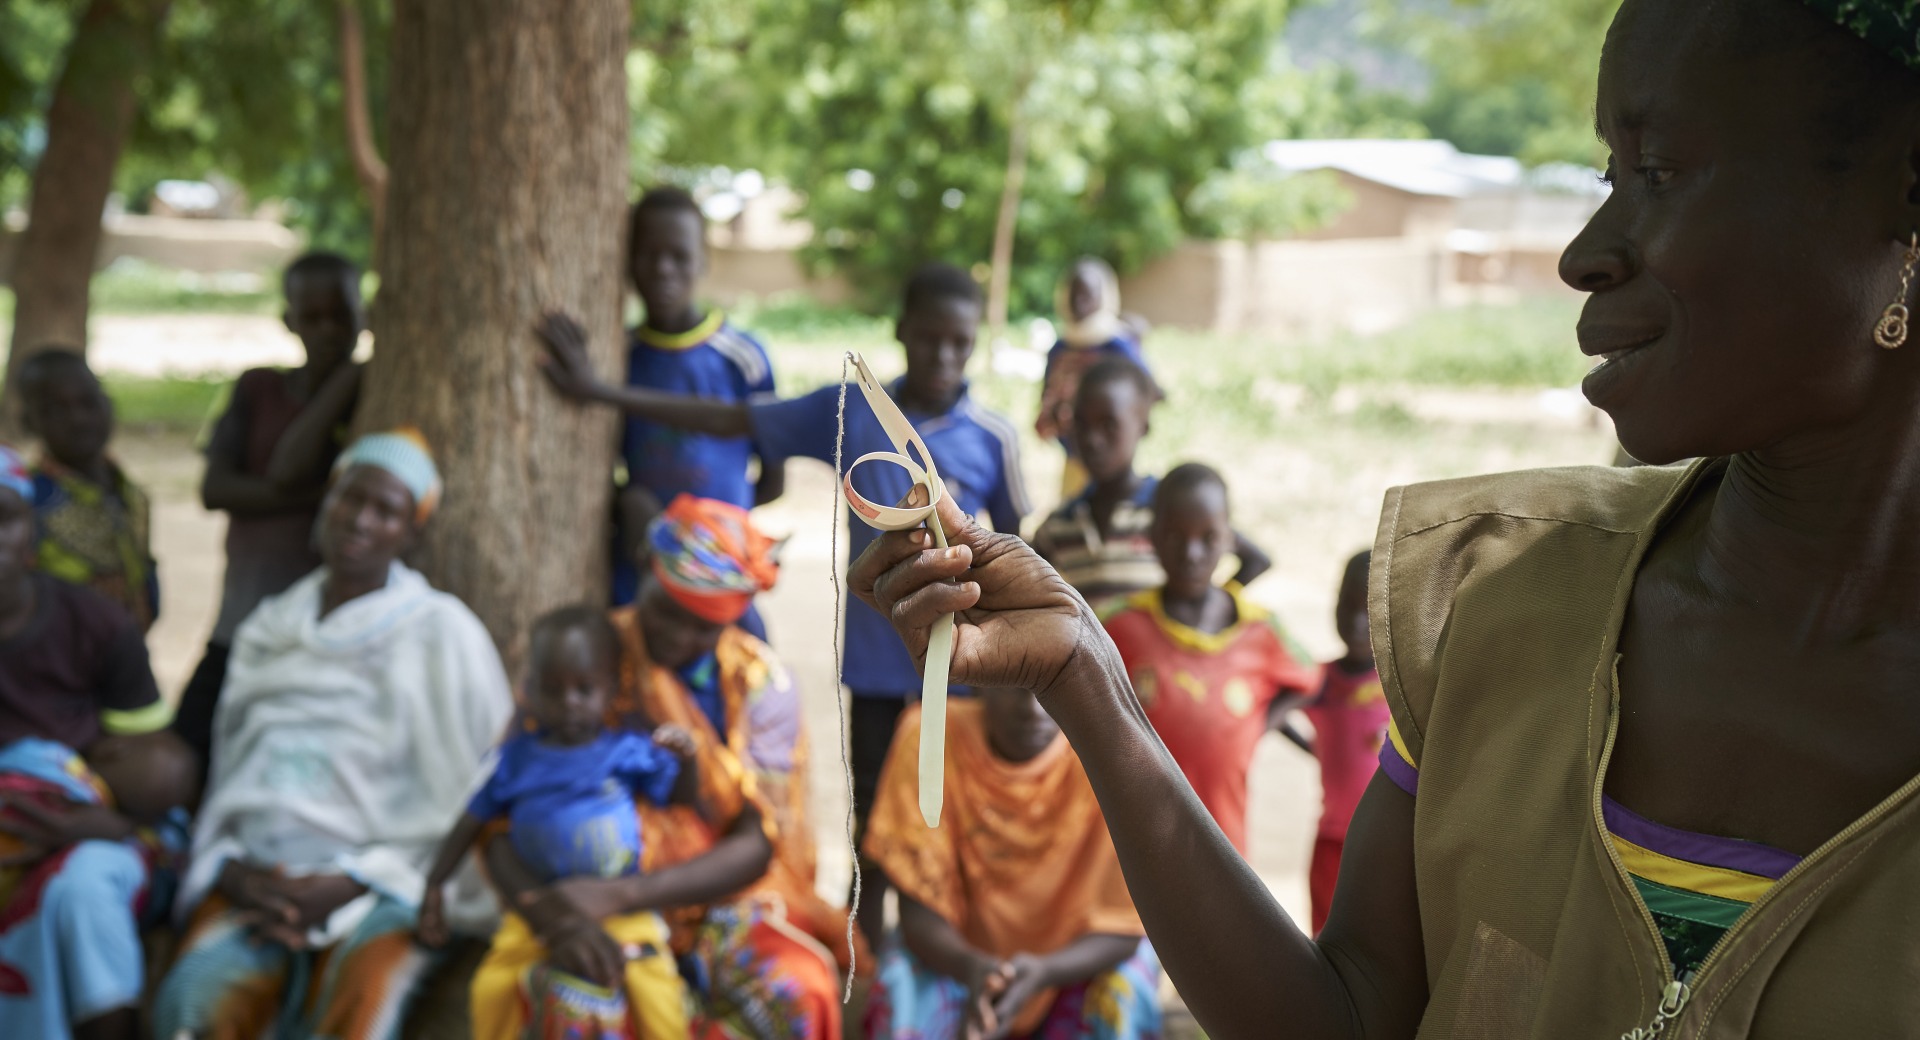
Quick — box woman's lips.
[1578,327,1665,361]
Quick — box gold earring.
[1875,232,1920,349]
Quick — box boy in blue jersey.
[538,187,780,633]
[539,262,1030,948]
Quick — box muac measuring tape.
[840,352,955,828]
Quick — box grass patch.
[100,373,230,434]
[89,259,280,316]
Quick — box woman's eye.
[1639,165,1675,188]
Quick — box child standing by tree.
[421,605,701,1040]
[1034,358,1270,607]
[537,261,1031,950]
[1035,257,1151,498]
[1300,550,1387,934]
[537,188,781,634]
[1101,463,1319,857]
[18,350,157,631]
[173,251,366,777]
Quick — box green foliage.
[1371,0,1621,166]
[124,0,386,262]
[1186,165,1349,241]
[632,0,1344,314]
[0,0,77,210]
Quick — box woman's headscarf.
[1804,1,1920,69]
[0,445,31,504]
[648,494,780,624]
[1056,257,1126,349]
[333,427,442,523]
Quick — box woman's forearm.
[620,805,772,911]
[1038,933,1138,987]
[900,895,996,984]
[1040,646,1360,1040]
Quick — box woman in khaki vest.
[850,2,1920,1036]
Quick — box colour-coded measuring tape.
[840,352,954,828]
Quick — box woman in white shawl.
[155,430,513,1040]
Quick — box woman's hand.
[519,875,637,934]
[416,886,450,948]
[0,796,135,867]
[535,309,607,402]
[546,921,627,987]
[851,484,1101,698]
[984,953,1054,1040]
[217,863,365,949]
[962,955,1010,1040]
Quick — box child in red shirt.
[1301,550,1388,934]
[1102,463,1320,855]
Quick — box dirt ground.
[112,312,1619,935]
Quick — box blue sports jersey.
[622,314,776,508]
[615,313,777,604]
[466,730,681,883]
[750,378,1031,697]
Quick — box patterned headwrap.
[647,494,780,624]
[1803,1,1920,70]
[0,444,30,505]
[333,427,443,523]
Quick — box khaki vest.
[1372,459,1920,1039]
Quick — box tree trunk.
[356,0,629,670]
[985,79,1032,352]
[0,0,169,438]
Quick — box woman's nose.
[1559,195,1636,293]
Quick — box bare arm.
[506,803,775,931]
[754,459,786,507]
[266,362,361,493]
[1230,527,1273,588]
[1268,691,1315,754]
[535,310,750,436]
[851,487,1429,1040]
[201,391,322,514]
[900,894,998,987]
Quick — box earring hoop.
[1874,231,1919,349]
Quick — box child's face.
[25,365,113,471]
[1073,379,1150,485]
[317,466,417,575]
[1152,482,1234,602]
[284,271,364,374]
[1067,267,1104,322]
[982,686,1059,763]
[0,489,32,582]
[636,578,728,671]
[87,731,199,820]
[629,208,708,321]
[897,296,979,408]
[530,628,615,746]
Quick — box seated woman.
[480,495,861,1040]
[0,444,196,1040]
[862,686,1158,1040]
[155,430,514,1039]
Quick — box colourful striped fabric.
[1376,724,1802,976]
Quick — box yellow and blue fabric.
[466,730,681,883]
[31,457,157,631]
[1803,1,1920,69]
[749,378,1031,697]
[333,427,441,523]
[0,445,29,504]
[470,909,687,1040]
[1377,724,1800,977]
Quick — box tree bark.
[985,77,1032,351]
[0,0,169,438]
[337,0,387,264]
[356,0,629,670]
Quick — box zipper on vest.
[1598,679,1920,1035]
